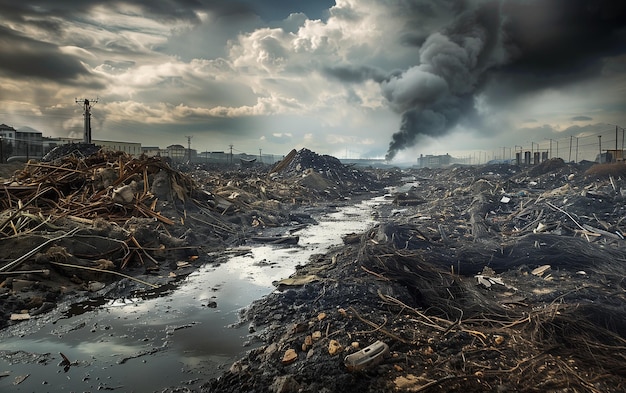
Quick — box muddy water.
[0,198,383,392]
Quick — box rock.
[394,374,429,391]
[281,348,298,365]
[292,321,307,333]
[317,312,326,321]
[229,360,248,374]
[302,335,313,351]
[312,331,322,341]
[270,375,300,393]
[328,340,343,356]
[112,183,136,204]
[87,281,106,292]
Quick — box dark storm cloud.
[500,0,626,77]
[0,26,91,81]
[571,116,593,122]
[383,0,626,160]
[483,0,626,102]
[0,0,256,28]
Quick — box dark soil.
[201,160,626,393]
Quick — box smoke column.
[383,2,500,161]
[382,0,626,161]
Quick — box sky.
[0,0,625,163]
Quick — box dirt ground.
[2,152,626,392]
[202,160,626,393]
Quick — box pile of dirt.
[271,148,383,198]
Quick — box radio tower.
[75,98,98,144]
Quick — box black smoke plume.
[384,0,626,161]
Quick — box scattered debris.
[344,340,389,371]
[3,152,626,392]
[207,161,626,393]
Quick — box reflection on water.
[0,198,382,391]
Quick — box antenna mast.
[75,97,98,144]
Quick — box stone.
[281,348,298,365]
[271,375,301,393]
[328,340,343,356]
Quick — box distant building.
[164,144,197,162]
[0,125,43,158]
[417,153,451,168]
[198,151,228,163]
[595,150,625,163]
[604,149,625,162]
[54,137,142,156]
[141,146,161,157]
[0,124,16,162]
[0,124,16,140]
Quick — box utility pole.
[259,148,262,163]
[616,125,619,162]
[575,137,579,163]
[185,135,192,162]
[76,98,98,144]
[545,138,553,158]
[229,144,233,165]
[569,135,573,163]
[598,135,602,163]
[555,140,559,159]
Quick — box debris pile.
[271,148,383,198]
[0,147,392,330]
[0,149,248,328]
[206,160,626,393]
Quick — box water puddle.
[0,198,384,391]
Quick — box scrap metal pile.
[210,159,626,393]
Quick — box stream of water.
[0,198,383,392]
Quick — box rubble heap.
[0,147,393,330]
[271,148,382,198]
[0,149,258,328]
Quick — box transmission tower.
[75,98,98,144]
